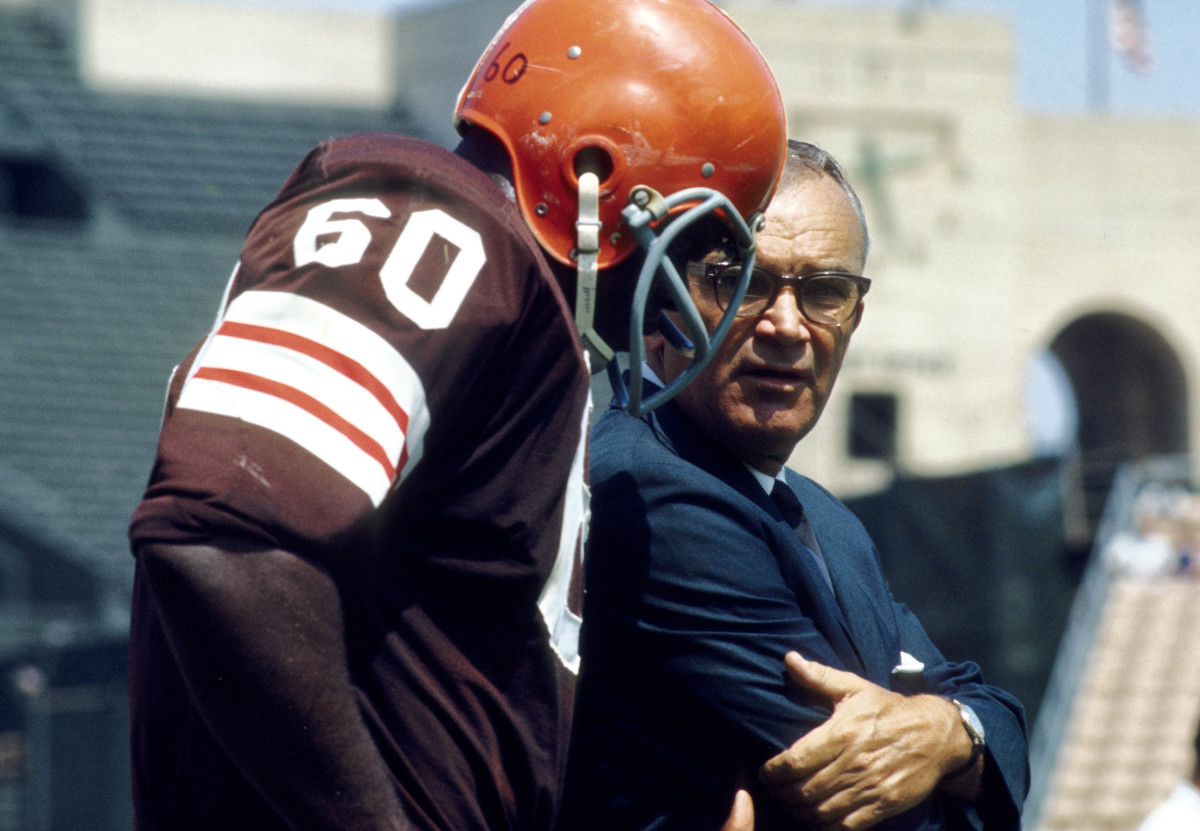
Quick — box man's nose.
[757,288,809,343]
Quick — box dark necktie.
[770,480,833,590]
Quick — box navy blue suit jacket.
[562,398,1028,831]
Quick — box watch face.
[958,701,985,742]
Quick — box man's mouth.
[739,364,810,389]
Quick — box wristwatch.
[947,699,985,777]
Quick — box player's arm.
[138,537,408,831]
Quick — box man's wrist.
[943,699,985,778]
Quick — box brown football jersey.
[129,133,589,831]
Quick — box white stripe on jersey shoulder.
[178,290,430,506]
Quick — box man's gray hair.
[779,139,870,266]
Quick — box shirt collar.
[746,464,787,495]
[640,361,666,391]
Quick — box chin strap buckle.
[573,171,614,374]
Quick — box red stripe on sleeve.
[194,366,398,480]
[219,321,410,435]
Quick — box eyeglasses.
[688,262,870,325]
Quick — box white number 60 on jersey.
[294,198,486,330]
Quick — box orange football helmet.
[455,0,786,414]
[455,0,784,270]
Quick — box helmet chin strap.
[573,171,615,375]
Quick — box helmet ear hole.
[573,146,615,190]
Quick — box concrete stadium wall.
[77,0,396,106]
[728,3,1200,496]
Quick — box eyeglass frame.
[687,261,871,325]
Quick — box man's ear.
[643,328,669,377]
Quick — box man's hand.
[719,789,755,831]
[758,653,972,831]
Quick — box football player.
[126,0,786,829]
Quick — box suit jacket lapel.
[788,472,900,686]
[646,399,873,676]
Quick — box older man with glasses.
[561,141,1029,831]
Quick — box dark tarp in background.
[844,458,1079,723]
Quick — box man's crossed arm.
[723,652,982,831]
